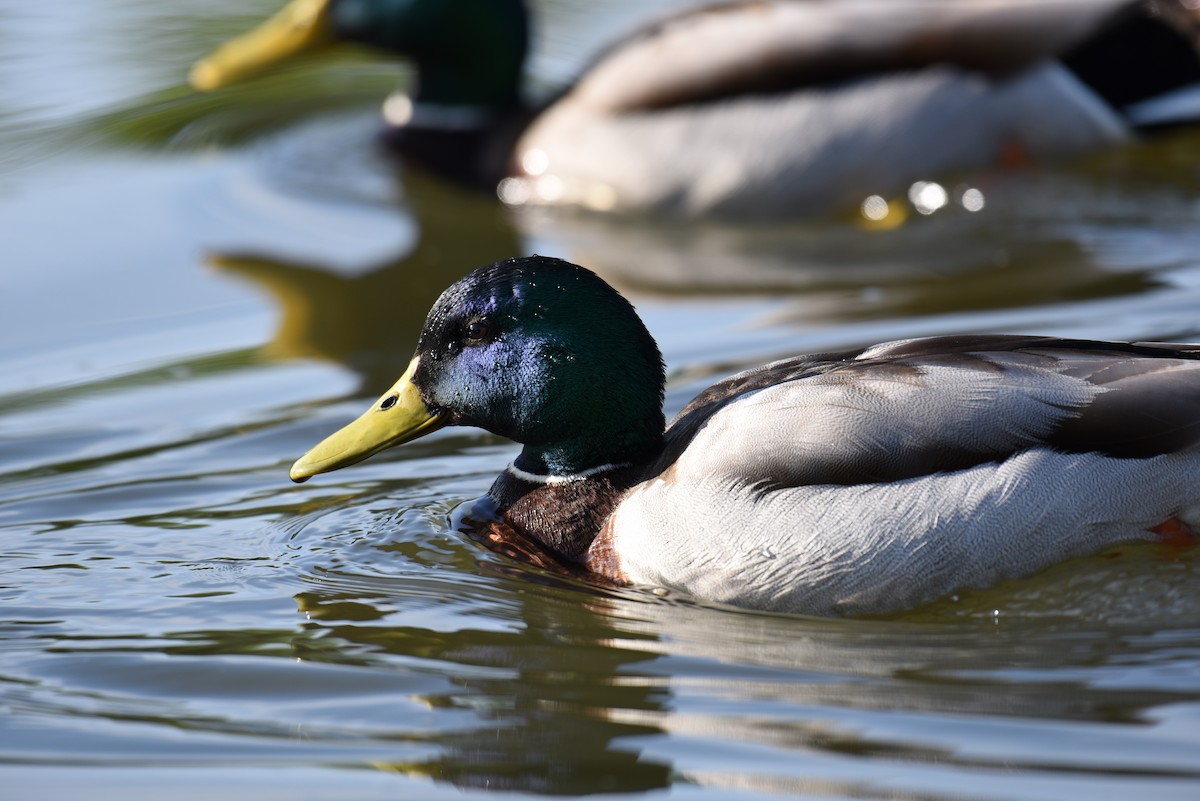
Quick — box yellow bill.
[190,0,335,91]
[290,357,445,482]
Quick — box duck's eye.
[463,318,494,345]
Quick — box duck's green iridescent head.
[192,0,529,109]
[291,257,666,481]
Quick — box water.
[2,1,1199,799]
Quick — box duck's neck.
[332,0,529,109]
[486,461,643,562]
[330,0,531,186]
[378,99,531,189]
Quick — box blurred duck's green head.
[192,0,529,108]
[291,256,666,481]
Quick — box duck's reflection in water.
[214,165,1163,397]
[211,166,523,391]
[292,567,1195,797]
[294,585,673,795]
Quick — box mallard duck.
[290,256,1200,615]
[191,0,1200,218]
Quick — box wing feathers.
[572,0,1135,113]
[1052,359,1200,456]
[659,336,1200,488]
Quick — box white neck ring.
[506,461,632,485]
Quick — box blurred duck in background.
[192,0,1200,218]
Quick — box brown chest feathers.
[487,469,631,559]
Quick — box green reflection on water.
[86,59,403,150]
